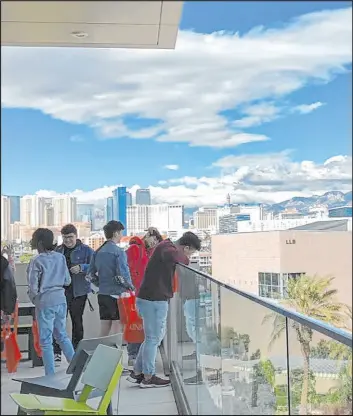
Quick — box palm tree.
[263,275,344,415]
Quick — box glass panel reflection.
[288,320,352,415]
[220,287,290,415]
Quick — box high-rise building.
[112,187,127,235]
[77,204,95,230]
[20,195,46,227]
[52,195,77,226]
[8,196,21,223]
[194,207,218,231]
[1,196,11,241]
[136,188,151,205]
[219,214,238,234]
[106,197,114,222]
[149,204,184,232]
[126,192,132,206]
[126,203,184,235]
[127,205,150,235]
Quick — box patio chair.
[13,333,123,415]
[11,344,124,415]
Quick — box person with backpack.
[125,227,163,367]
[27,228,75,376]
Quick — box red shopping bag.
[32,320,42,358]
[117,291,139,325]
[123,317,145,343]
[3,322,22,373]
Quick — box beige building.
[212,229,352,307]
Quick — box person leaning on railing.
[127,231,201,389]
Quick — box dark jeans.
[53,288,87,354]
[127,343,141,360]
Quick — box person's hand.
[70,265,81,274]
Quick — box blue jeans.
[36,303,75,376]
[134,298,168,376]
[183,299,201,361]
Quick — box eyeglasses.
[62,234,76,240]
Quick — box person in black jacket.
[1,255,17,316]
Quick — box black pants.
[53,288,87,354]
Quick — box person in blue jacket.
[88,220,133,338]
[52,224,94,366]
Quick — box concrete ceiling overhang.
[1,1,183,49]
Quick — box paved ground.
[1,349,178,415]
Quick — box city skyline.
[1,2,351,208]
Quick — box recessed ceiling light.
[71,31,88,39]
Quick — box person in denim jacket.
[52,224,94,366]
[88,220,133,337]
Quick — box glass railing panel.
[175,264,200,414]
[219,287,290,415]
[194,273,223,415]
[287,319,352,415]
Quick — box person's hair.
[143,227,163,248]
[103,221,125,239]
[61,224,77,236]
[31,228,55,251]
[178,231,201,251]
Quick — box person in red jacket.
[126,227,163,367]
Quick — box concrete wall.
[212,232,281,293]
[212,230,352,307]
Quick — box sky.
[1,1,352,207]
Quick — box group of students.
[6,220,201,388]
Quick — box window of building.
[258,272,280,298]
[258,272,305,299]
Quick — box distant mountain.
[265,191,352,214]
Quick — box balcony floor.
[1,350,178,415]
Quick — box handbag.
[123,318,145,343]
[3,321,22,373]
[117,291,139,325]
[31,319,42,358]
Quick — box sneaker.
[54,354,61,367]
[126,371,144,384]
[183,351,197,361]
[140,375,171,388]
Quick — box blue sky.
[1,1,351,206]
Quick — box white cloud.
[293,101,325,114]
[164,164,179,171]
[233,102,281,128]
[33,154,352,207]
[1,7,351,148]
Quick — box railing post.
[285,317,292,415]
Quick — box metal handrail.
[178,263,352,347]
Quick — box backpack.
[126,238,149,293]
